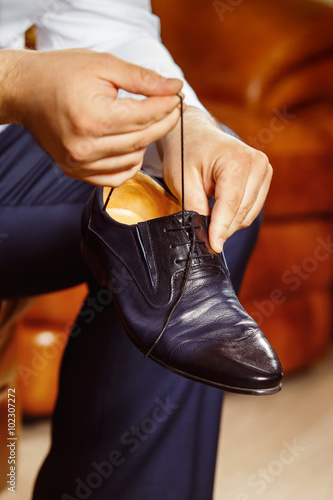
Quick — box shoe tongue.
[171,210,209,228]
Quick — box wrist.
[158,106,218,160]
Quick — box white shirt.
[0,0,207,173]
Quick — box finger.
[208,158,250,253]
[84,162,144,187]
[93,106,182,159]
[63,106,180,165]
[101,54,184,96]
[96,94,183,136]
[62,149,147,177]
[226,161,272,237]
[230,164,273,235]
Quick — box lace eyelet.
[174,259,181,265]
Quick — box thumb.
[208,198,229,254]
[185,186,228,255]
[104,54,184,96]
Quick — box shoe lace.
[145,96,213,357]
[164,224,213,264]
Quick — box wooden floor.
[214,344,333,500]
[1,345,333,500]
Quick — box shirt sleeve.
[35,0,207,113]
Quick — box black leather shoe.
[81,171,283,395]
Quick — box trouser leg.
[0,125,93,299]
[33,294,223,500]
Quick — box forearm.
[0,50,27,125]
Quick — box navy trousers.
[0,125,261,500]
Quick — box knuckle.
[133,137,150,151]
[111,100,131,122]
[124,156,144,171]
[70,109,98,137]
[237,147,253,166]
[131,160,144,173]
[69,110,86,134]
[96,52,114,71]
[140,67,158,88]
[236,206,250,222]
[132,150,145,163]
[267,161,273,177]
[67,145,83,163]
[254,150,271,173]
[62,157,79,177]
[63,137,78,161]
[64,138,92,163]
[135,112,150,128]
[256,150,269,164]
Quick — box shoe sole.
[125,327,283,396]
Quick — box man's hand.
[0,49,183,186]
[160,107,273,253]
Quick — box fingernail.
[162,77,183,85]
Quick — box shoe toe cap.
[168,332,283,394]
